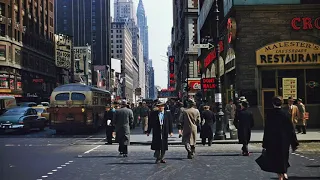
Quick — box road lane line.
[47,172,53,175]
[84,145,101,154]
[41,176,48,178]
[52,169,57,172]
[57,167,62,169]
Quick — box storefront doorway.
[262,89,276,125]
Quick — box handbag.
[255,149,273,172]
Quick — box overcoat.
[180,107,200,146]
[234,108,254,144]
[147,108,173,150]
[262,108,299,173]
[113,107,134,145]
[283,104,299,125]
[200,109,215,139]
[296,103,306,126]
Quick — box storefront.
[220,5,320,128]
[0,67,23,97]
[20,71,56,103]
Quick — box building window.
[50,17,53,27]
[92,26,96,31]
[49,2,53,12]
[306,69,320,104]
[0,3,5,16]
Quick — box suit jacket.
[113,107,134,145]
[147,109,173,150]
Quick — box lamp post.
[213,0,226,140]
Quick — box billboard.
[54,34,72,69]
[74,46,91,76]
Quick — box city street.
[0,128,319,180]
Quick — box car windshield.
[34,108,44,113]
[2,108,26,116]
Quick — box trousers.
[154,150,166,160]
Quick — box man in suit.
[147,101,173,164]
[179,98,201,159]
[113,100,134,157]
[284,97,299,130]
[234,101,254,156]
[296,98,307,134]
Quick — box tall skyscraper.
[110,22,134,101]
[149,66,155,99]
[137,0,150,97]
[54,0,111,88]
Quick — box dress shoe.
[160,159,166,163]
[123,154,128,157]
[155,159,160,164]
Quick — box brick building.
[0,0,56,102]
[198,0,320,128]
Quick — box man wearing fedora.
[113,100,134,157]
[296,98,307,134]
[179,98,201,159]
[283,97,299,130]
[147,101,173,164]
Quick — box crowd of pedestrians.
[103,95,303,179]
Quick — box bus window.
[55,93,69,100]
[71,93,86,101]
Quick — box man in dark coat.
[234,101,254,156]
[200,105,216,146]
[104,104,115,144]
[113,100,134,157]
[262,96,299,180]
[147,102,173,164]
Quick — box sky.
[110,0,173,89]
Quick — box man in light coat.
[178,98,201,159]
[113,100,134,157]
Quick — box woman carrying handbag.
[257,96,299,180]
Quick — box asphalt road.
[0,128,319,180]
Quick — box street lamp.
[213,0,226,140]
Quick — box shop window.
[278,69,305,101]
[17,81,22,90]
[306,69,320,104]
[0,77,8,88]
[261,70,276,88]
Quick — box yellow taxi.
[32,105,50,125]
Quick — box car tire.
[23,124,31,134]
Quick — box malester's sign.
[256,41,320,66]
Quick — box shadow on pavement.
[198,153,241,157]
[106,161,156,165]
[271,177,320,180]
[140,157,185,161]
[77,155,119,158]
[306,165,320,168]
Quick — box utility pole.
[214,0,226,140]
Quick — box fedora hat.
[156,101,166,106]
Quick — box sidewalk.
[129,127,320,145]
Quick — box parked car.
[32,106,50,125]
[18,102,37,107]
[0,107,46,133]
[40,102,50,106]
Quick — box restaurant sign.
[256,41,320,66]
